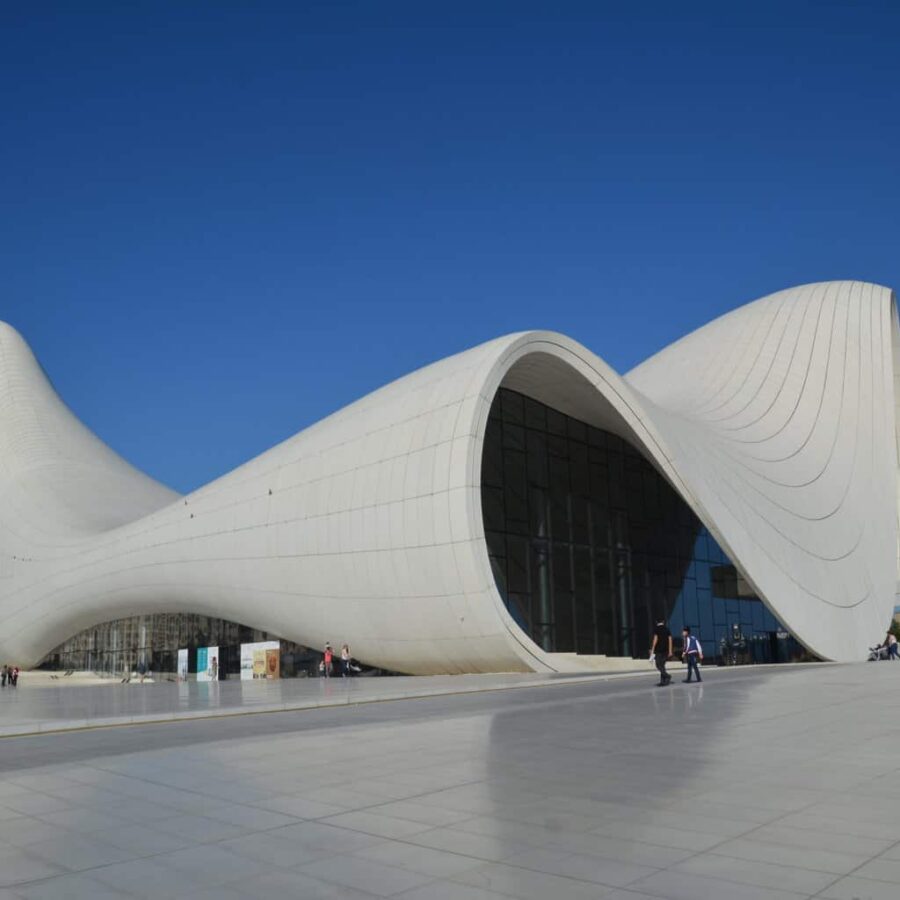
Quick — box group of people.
[1,665,19,687]
[869,631,899,661]
[650,619,703,686]
[320,642,355,677]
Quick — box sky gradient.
[3,2,899,492]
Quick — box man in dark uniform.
[650,617,672,686]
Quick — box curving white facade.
[0,280,896,672]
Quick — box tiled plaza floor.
[0,670,636,736]
[0,662,898,899]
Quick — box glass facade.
[482,388,805,664]
[39,613,320,678]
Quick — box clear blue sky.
[3,2,898,493]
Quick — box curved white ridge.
[0,281,895,671]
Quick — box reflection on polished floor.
[0,664,898,899]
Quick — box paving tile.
[629,869,809,900]
[355,840,485,877]
[0,818,70,849]
[92,822,192,855]
[233,868,380,899]
[517,851,656,888]
[590,819,724,852]
[403,827,530,863]
[365,800,472,827]
[297,855,435,896]
[34,808,131,834]
[274,821,386,853]
[251,794,344,819]
[453,861,615,899]
[161,843,270,885]
[23,833,134,872]
[745,822,895,857]
[199,802,299,830]
[0,847,65,887]
[711,835,866,875]
[817,875,900,899]
[91,857,213,896]
[218,831,338,868]
[0,794,70,817]
[12,873,134,899]
[180,886,253,900]
[392,881,517,900]
[321,810,434,839]
[853,856,900,884]
[671,850,835,894]
[158,813,247,843]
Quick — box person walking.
[1,665,6,688]
[323,643,333,678]
[650,618,672,686]
[682,627,703,682]
[341,644,351,678]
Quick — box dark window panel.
[526,430,549,487]
[530,542,553,651]
[550,494,570,544]
[547,407,567,436]
[571,495,590,546]
[554,591,575,652]
[548,433,568,461]
[552,543,573,593]
[569,441,589,496]
[482,487,505,534]
[529,486,549,538]
[501,389,525,425]
[590,502,610,549]
[589,463,609,505]
[503,422,526,451]
[573,546,595,654]
[507,537,529,594]
[567,417,587,443]
[524,397,546,430]
[482,426,505,487]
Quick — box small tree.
[889,617,900,641]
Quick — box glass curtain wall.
[39,613,319,678]
[482,388,803,663]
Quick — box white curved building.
[0,281,896,673]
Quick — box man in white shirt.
[682,626,703,683]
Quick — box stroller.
[868,644,890,661]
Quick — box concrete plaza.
[0,663,898,899]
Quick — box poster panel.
[252,649,266,678]
[239,641,280,679]
[196,646,208,681]
[177,648,188,682]
[196,646,218,682]
[240,644,254,681]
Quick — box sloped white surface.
[0,281,895,671]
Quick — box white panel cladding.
[0,281,895,671]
